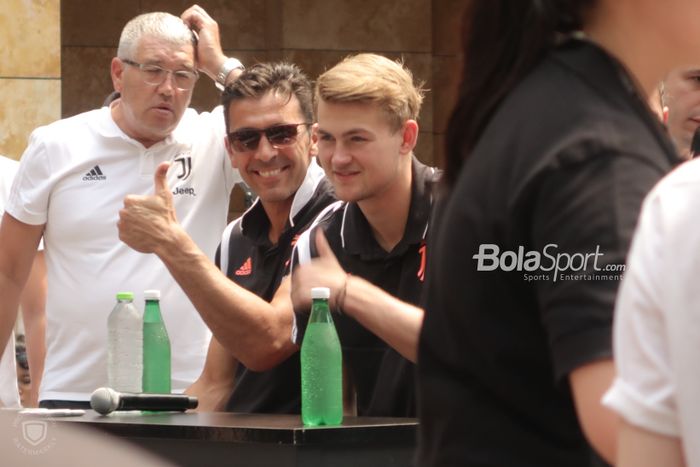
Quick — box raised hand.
[180,4,226,80]
[118,161,178,254]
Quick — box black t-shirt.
[418,40,680,466]
[215,163,335,414]
[292,158,440,417]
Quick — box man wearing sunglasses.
[0,7,245,408]
[119,60,336,413]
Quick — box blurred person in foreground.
[417,1,686,465]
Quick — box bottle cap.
[116,292,134,300]
[311,287,330,299]
[144,289,161,300]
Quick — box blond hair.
[315,53,425,131]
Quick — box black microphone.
[691,127,700,158]
[90,387,198,415]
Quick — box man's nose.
[330,142,353,165]
[254,135,278,162]
[157,72,176,95]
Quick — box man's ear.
[400,119,419,155]
[309,123,319,158]
[111,57,125,93]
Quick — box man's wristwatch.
[215,57,244,91]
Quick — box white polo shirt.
[0,156,20,408]
[7,104,240,401]
[604,158,700,466]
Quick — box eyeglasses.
[121,59,199,91]
[227,123,312,152]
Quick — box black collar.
[340,157,439,260]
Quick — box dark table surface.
[57,410,418,444]
[53,411,419,467]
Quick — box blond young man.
[288,54,438,416]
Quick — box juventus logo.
[174,154,192,180]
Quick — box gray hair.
[117,12,195,60]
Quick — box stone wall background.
[60,0,467,168]
[0,0,61,161]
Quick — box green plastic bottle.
[142,289,171,393]
[301,287,343,426]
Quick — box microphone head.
[90,387,119,415]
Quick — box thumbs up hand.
[153,161,176,205]
[118,162,179,254]
[291,230,349,313]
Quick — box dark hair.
[443,0,594,187]
[222,62,314,134]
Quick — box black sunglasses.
[227,123,311,152]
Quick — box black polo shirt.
[214,160,335,414]
[292,157,440,417]
[418,39,681,466]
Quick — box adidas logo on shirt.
[82,165,106,181]
[235,257,252,276]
